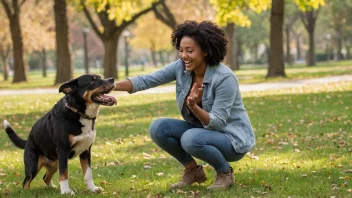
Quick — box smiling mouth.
[92,86,117,106]
[184,61,192,66]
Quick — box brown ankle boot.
[207,167,234,190]
[171,165,207,189]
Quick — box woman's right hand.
[186,83,202,110]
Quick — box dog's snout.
[107,78,114,83]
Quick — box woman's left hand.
[186,83,202,110]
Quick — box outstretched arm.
[114,80,133,92]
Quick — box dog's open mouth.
[92,86,117,106]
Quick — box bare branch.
[119,0,163,31]
[80,0,103,39]
[1,0,13,17]
[20,0,26,7]
[153,0,176,30]
[299,11,309,30]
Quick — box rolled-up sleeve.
[126,60,180,94]
[203,74,238,131]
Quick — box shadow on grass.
[2,155,349,198]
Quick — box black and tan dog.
[3,74,116,195]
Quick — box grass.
[0,78,351,197]
[1,60,352,89]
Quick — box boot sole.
[196,176,208,184]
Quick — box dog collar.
[64,103,96,120]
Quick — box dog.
[3,74,116,195]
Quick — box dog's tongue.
[105,95,117,106]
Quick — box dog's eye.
[92,76,97,80]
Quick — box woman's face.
[179,36,207,72]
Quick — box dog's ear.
[59,78,78,94]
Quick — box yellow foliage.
[210,0,270,27]
[129,13,172,51]
[295,0,325,11]
[85,0,158,25]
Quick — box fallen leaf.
[341,169,352,174]
[101,180,108,185]
[331,184,339,190]
[246,153,259,160]
[156,172,164,177]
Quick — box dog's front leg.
[80,146,103,193]
[58,147,75,195]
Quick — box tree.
[22,0,55,77]
[129,12,172,67]
[284,2,299,65]
[267,0,285,77]
[0,9,11,81]
[296,0,325,66]
[1,0,27,83]
[54,0,73,84]
[325,0,352,61]
[210,0,269,70]
[80,0,162,79]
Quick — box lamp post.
[122,30,130,78]
[82,27,89,74]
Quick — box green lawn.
[0,79,351,197]
[1,60,352,89]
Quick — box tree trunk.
[3,0,27,83]
[300,10,319,66]
[267,0,286,78]
[224,23,238,70]
[296,35,302,60]
[346,46,351,60]
[253,45,258,64]
[42,49,47,77]
[0,45,10,81]
[307,28,315,66]
[285,25,293,65]
[54,0,73,85]
[236,38,242,69]
[103,36,119,79]
[151,48,157,67]
[159,51,165,66]
[1,56,9,81]
[336,29,344,61]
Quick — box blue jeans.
[149,118,246,173]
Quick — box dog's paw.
[46,182,57,188]
[61,188,75,195]
[89,186,104,193]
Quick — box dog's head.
[59,74,117,106]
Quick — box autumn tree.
[296,0,325,66]
[54,0,73,84]
[129,13,172,67]
[1,0,27,82]
[284,2,299,65]
[0,11,11,81]
[80,0,162,79]
[210,0,269,70]
[22,0,55,77]
[325,0,352,61]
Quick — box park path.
[0,75,351,96]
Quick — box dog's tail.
[3,120,26,149]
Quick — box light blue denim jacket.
[127,59,255,153]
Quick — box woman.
[114,20,255,190]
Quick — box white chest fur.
[71,104,100,157]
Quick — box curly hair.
[171,20,228,66]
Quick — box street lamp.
[122,30,130,77]
[82,27,90,74]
